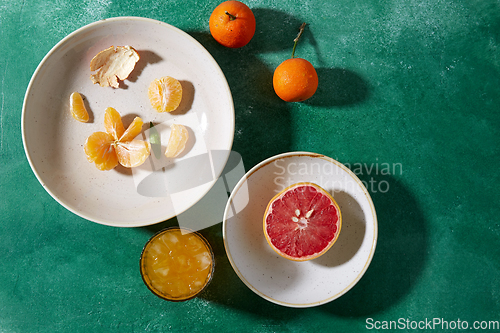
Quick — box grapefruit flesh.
[263,182,342,261]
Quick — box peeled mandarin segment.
[103,107,125,140]
[115,140,151,168]
[165,124,188,158]
[148,76,183,113]
[94,159,117,171]
[83,131,118,171]
[119,116,143,142]
[69,92,89,122]
[84,131,114,163]
[90,45,140,88]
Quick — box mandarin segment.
[104,107,125,140]
[94,158,119,171]
[148,76,183,113]
[69,92,89,122]
[119,116,143,142]
[165,124,189,158]
[83,131,118,171]
[115,140,151,168]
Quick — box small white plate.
[22,17,234,227]
[223,152,377,307]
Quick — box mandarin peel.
[90,45,140,88]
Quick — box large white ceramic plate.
[223,152,377,307]
[22,17,234,227]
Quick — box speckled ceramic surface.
[22,17,234,227]
[223,152,377,307]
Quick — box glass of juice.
[140,227,214,301]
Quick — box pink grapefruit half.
[263,182,342,261]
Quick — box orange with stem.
[209,1,256,48]
[273,23,318,102]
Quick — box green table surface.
[1,0,499,332]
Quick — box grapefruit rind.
[263,182,342,262]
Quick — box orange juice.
[140,227,214,301]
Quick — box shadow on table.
[187,11,298,168]
[306,68,370,107]
[322,172,428,316]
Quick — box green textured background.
[1,0,499,332]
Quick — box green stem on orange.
[291,22,307,58]
[225,11,236,21]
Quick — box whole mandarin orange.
[273,58,318,102]
[273,23,318,102]
[209,1,256,48]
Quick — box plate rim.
[21,16,235,227]
[222,151,378,307]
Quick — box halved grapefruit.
[263,182,342,261]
